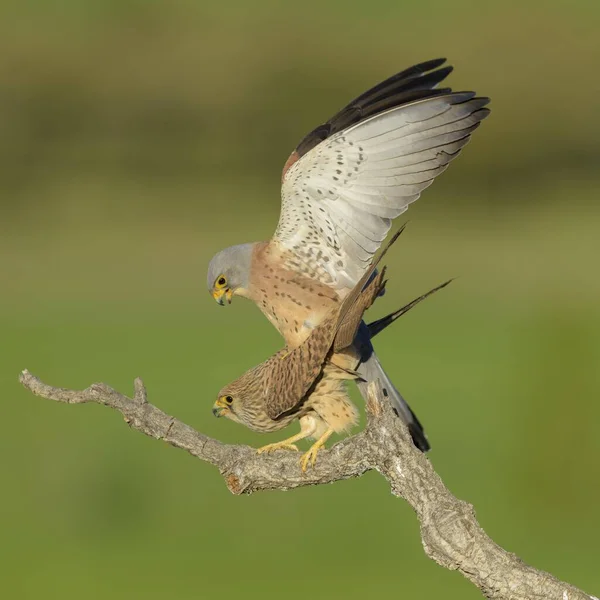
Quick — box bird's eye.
[216,275,227,289]
[225,395,233,404]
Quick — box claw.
[257,442,299,454]
[300,447,319,472]
[299,427,334,472]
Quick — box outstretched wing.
[273,58,489,290]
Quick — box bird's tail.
[356,327,431,452]
[353,279,452,451]
[354,324,430,451]
[353,279,453,451]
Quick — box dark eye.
[225,395,233,404]
[217,276,226,286]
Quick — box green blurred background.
[1,0,599,598]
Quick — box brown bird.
[208,59,490,452]
[213,231,451,470]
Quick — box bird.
[207,58,490,452]
[213,231,448,470]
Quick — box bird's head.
[212,380,251,426]
[213,365,267,428]
[212,390,238,420]
[207,243,254,306]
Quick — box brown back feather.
[333,269,387,353]
[264,228,403,420]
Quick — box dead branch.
[19,369,596,600]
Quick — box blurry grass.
[1,0,599,209]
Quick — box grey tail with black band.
[353,278,453,452]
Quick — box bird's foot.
[300,428,334,472]
[257,441,299,454]
[300,446,321,472]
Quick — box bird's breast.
[249,248,341,347]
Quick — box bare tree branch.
[19,369,596,600]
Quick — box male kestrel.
[208,58,489,452]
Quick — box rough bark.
[19,369,596,600]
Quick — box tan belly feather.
[249,243,342,347]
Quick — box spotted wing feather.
[274,60,489,291]
[263,326,335,420]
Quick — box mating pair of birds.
[208,58,489,470]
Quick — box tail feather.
[354,322,430,452]
[367,278,453,339]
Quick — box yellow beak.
[212,288,233,306]
[212,396,230,417]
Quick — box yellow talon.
[257,441,299,454]
[257,424,317,456]
[299,428,334,472]
[300,449,316,472]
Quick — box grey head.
[207,243,255,305]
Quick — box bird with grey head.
[207,243,255,306]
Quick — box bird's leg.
[256,433,302,454]
[257,418,316,455]
[300,428,334,472]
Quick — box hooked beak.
[212,397,229,418]
[212,288,233,306]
